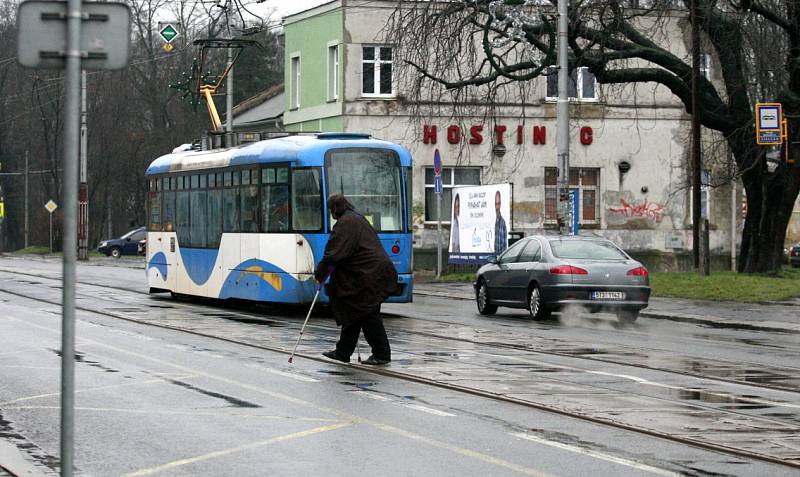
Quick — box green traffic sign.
[159,24,178,43]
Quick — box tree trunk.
[734,132,800,273]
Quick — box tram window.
[262,168,275,184]
[148,191,161,231]
[162,191,175,232]
[191,175,199,189]
[292,168,322,231]
[242,170,251,186]
[262,184,289,232]
[199,174,207,188]
[241,185,259,232]
[232,171,240,186]
[217,172,224,187]
[223,188,239,232]
[224,172,233,187]
[190,190,207,247]
[176,191,190,246]
[276,167,289,183]
[208,173,215,188]
[207,189,222,247]
[162,177,168,191]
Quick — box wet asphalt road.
[1,255,799,476]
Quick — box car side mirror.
[487,256,499,264]
[126,237,131,242]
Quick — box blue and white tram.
[144,133,413,304]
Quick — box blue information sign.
[569,189,580,236]
[433,149,442,175]
[434,175,443,194]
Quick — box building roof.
[230,84,285,130]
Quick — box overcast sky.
[271,0,330,19]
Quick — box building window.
[546,66,597,101]
[544,168,600,224]
[424,167,481,222]
[362,45,393,97]
[691,169,711,221]
[328,44,339,101]
[700,54,711,80]
[290,55,300,109]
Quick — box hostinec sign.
[421,124,594,146]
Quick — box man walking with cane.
[316,194,397,365]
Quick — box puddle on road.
[317,370,353,376]
[49,349,120,373]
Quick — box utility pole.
[556,0,571,235]
[226,46,234,139]
[690,0,706,274]
[24,152,29,248]
[78,70,88,260]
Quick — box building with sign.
[281,0,747,269]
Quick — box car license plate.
[592,291,625,300]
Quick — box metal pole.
[436,192,442,278]
[691,0,702,270]
[226,47,234,134]
[556,0,571,235]
[61,0,82,473]
[731,180,737,272]
[24,152,29,249]
[79,70,88,261]
[50,213,53,253]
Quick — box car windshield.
[549,240,628,260]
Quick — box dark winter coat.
[315,210,398,326]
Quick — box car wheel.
[110,247,122,259]
[528,284,551,320]
[617,309,639,324]
[476,280,498,315]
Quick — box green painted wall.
[284,6,343,130]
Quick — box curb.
[413,289,800,334]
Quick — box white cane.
[288,287,321,364]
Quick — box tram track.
[2,275,800,469]
[4,267,800,396]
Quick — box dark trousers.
[335,306,391,360]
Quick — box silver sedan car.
[474,235,650,323]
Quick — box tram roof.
[145,133,413,176]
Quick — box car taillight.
[391,241,401,254]
[627,266,649,277]
[549,265,588,275]
[792,249,799,257]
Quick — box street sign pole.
[434,149,443,278]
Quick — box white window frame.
[327,42,339,101]
[361,45,394,98]
[423,166,482,223]
[290,53,301,109]
[545,66,598,102]
[544,167,600,225]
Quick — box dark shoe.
[362,355,390,365]
[322,350,350,363]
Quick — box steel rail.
[1,285,799,470]
[3,267,800,397]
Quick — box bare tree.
[386,0,800,273]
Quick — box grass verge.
[650,267,800,302]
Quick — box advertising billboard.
[448,183,512,264]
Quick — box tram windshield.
[326,149,403,232]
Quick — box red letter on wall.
[447,125,461,144]
[533,126,546,145]
[580,126,593,145]
[494,125,507,145]
[517,125,524,144]
[423,125,437,144]
[469,125,483,144]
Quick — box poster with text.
[448,183,512,264]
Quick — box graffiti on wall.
[608,198,665,223]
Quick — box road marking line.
[0,378,177,406]
[5,406,342,422]
[122,422,353,476]
[511,433,680,476]
[8,315,557,477]
[404,404,456,417]
[245,363,320,382]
